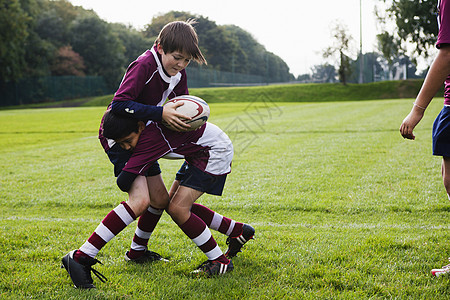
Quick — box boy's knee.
[166,203,188,224]
[150,191,170,210]
[166,203,177,218]
[127,197,151,217]
[117,171,138,192]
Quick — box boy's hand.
[162,101,191,132]
[399,108,424,140]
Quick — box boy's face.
[115,121,145,151]
[157,44,192,76]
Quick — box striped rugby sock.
[179,213,229,264]
[127,205,164,259]
[191,203,243,238]
[77,201,136,259]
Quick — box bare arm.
[400,45,450,140]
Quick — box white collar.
[150,47,182,83]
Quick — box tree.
[50,46,85,76]
[376,31,399,65]
[323,22,354,85]
[0,0,29,81]
[144,11,294,81]
[349,52,385,83]
[311,64,337,83]
[70,15,126,89]
[111,23,152,65]
[297,73,311,82]
[19,0,56,78]
[378,0,438,61]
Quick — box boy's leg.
[77,200,137,259]
[170,177,244,236]
[171,179,254,258]
[126,174,169,261]
[191,203,243,237]
[76,175,152,258]
[167,186,232,275]
[62,176,150,288]
[442,157,450,201]
[430,157,450,276]
[190,203,255,258]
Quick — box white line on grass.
[2,216,450,230]
[256,221,450,230]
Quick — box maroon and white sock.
[76,201,136,260]
[191,203,243,238]
[127,205,164,259]
[179,213,229,264]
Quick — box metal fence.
[185,66,267,88]
[0,67,275,107]
[0,76,111,107]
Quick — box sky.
[68,0,387,77]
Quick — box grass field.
[1,98,450,299]
[6,80,429,110]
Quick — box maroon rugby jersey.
[437,0,450,105]
[123,122,233,176]
[99,46,189,151]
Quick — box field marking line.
[2,216,449,230]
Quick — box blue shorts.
[433,106,450,157]
[175,162,227,196]
[106,143,161,177]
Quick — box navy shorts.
[106,143,161,177]
[433,106,450,157]
[175,162,227,196]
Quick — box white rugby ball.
[163,95,210,131]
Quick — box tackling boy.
[61,20,254,289]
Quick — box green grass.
[1,80,430,110]
[1,99,450,299]
[189,79,428,103]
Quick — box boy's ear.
[156,43,164,55]
[138,121,145,132]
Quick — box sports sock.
[191,203,243,238]
[179,213,229,264]
[76,201,136,261]
[127,205,164,259]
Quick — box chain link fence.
[185,66,267,87]
[0,67,277,107]
[0,76,111,107]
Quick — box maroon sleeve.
[113,61,151,103]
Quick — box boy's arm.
[111,100,163,121]
[112,99,191,131]
[110,61,164,121]
[400,45,450,140]
[111,65,191,130]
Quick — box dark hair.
[155,20,207,65]
[102,110,140,141]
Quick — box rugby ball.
[163,95,210,131]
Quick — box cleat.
[225,224,255,258]
[432,258,450,277]
[124,249,169,263]
[61,250,107,289]
[192,259,234,276]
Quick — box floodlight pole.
[359,0,364,84]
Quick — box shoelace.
[88,259,108,283]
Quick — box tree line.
[302,0,439,84]
[1,0,440,90]
[1,0,294,91]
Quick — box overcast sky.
[68,0,389,77]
